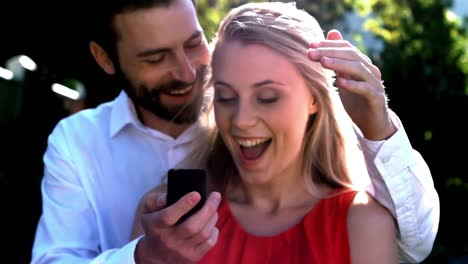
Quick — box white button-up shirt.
[31,91,439,263]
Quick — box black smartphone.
[166,169,207,224]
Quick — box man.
[31,0,439,263]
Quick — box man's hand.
[307,29,397,140]
[134,189,221,264]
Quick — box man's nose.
[172,53,196,83]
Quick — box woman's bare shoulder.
[347,191,398,264]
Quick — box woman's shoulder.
[346,193,399,263]
[347,191,394,225]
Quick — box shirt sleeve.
[30,121,140,264]
[355,110,440,263]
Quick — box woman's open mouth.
[236,138,272,161]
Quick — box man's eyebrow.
[136,47,170,58]
[185,30,203,43]
[136,31,203,58]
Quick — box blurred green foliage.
[197,0,354,41]
[197,0,264,42]
[198,0,467,99]
[359,0,467,99]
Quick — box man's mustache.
[159,80,194,93]
[156,65,208,94]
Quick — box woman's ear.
[89,41,115,75]
[308,96,318,115]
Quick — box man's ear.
[89,41,115,75]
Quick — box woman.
[199,2,398,263]
[130,2,398,263]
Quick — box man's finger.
[176,192,221,238]
[186,211,219,245]
[326,29,343,40]
[194,227,219,259]
[336,77,383,98]
[152,192,202,228]
[143,192,167,213]
[310,40,352,48]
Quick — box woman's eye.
[214,87,237,103]
[215,96,237,103]
[257,97,278,104]
[257,89,279,104]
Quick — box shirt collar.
[109,90,140,138]
[109,90,211,143]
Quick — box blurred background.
[0,0,466,263]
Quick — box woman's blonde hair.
[205,1,366,194]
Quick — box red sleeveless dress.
[199,189,358,264]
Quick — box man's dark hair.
[90,0,193,62]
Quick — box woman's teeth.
[236,138,270,147]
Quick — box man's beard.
[114,65,207,124]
